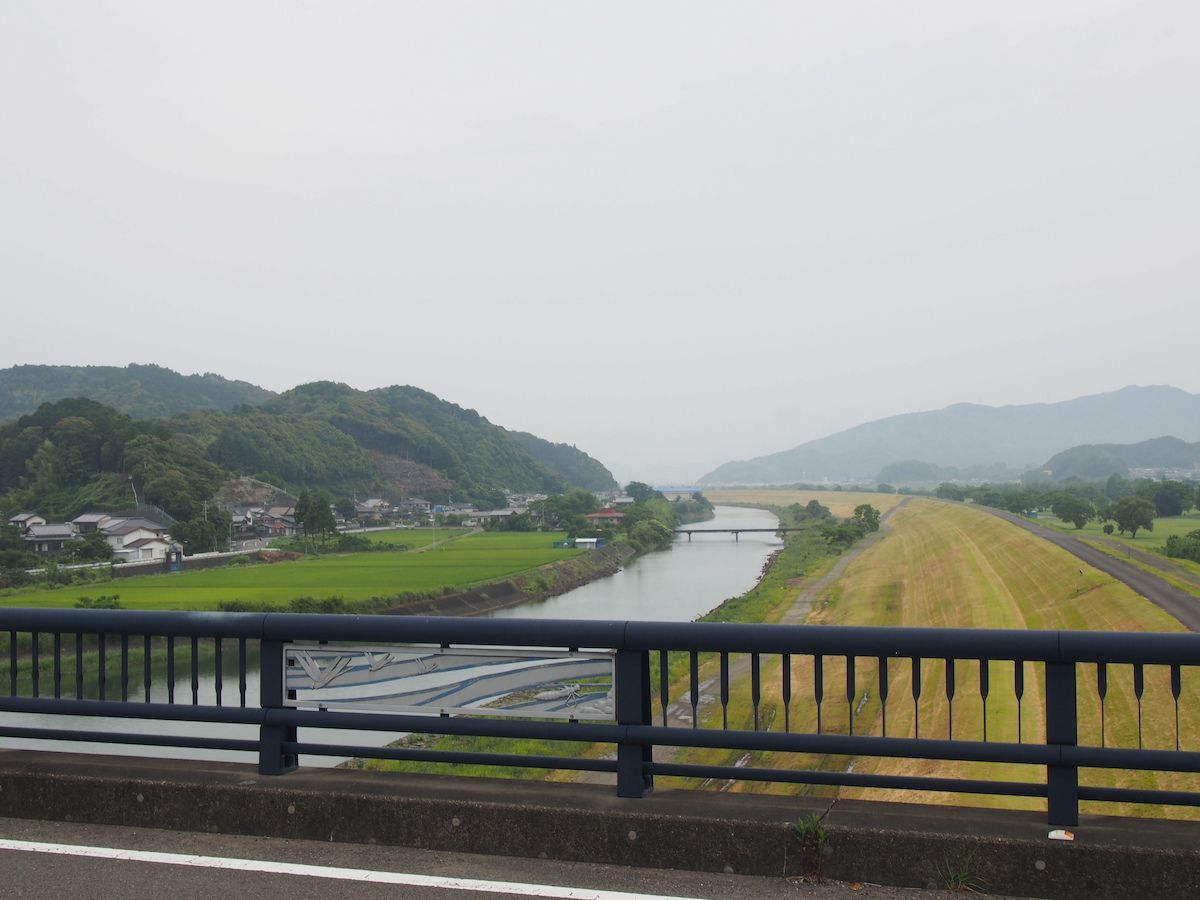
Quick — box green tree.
[1111,496,1155,538]
[851,504,881,531]
[624,482,662,504]
[335,496,356,521]
[1050,493,1093,529]
[304,490,337,539]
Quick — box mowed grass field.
[704,488,907,518]
[1038,508,1200,550]
[685,499,1199,817]
[0,531,579,610]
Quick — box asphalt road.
[0,818,940,900]
[972,505,1200,632]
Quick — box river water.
[1,505,779,764]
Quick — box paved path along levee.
[966,504,1200,632]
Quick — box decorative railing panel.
[1,608,1198,825]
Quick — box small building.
[355,498,390,522]
[22,523,80,556]
[111,536,174,563]
[70,512,112,534]
[583,509,625,526]
[8,512,46,532]
[573,537,608,550]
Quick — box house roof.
[24,524,77,540]
[8,512,42,524]
[585,509,625,519]
[102,518,167,536]
[71,513,110,524]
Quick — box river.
[1,505,780,763]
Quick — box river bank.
[382,540,638,617]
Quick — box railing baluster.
[144,635,152,702]
[751,652,761,732]
[214,637,223,707]
[979,658,990,742]
[877,656,888,737]
[845,654,856,736]
[9,630,16,696]
[98,634,106,700]
[945,657,955,740]
[191,635,200,705]
[1133,663,1144,749]
[1046,660,1079,826]
[814,653,824,734]
[167,636,175,704]
[1096,662,1107,748]
[121,635,129,702]
[31,632,39,698]
[239,638,247,708]
[1170,664,1182,752]
[75,633,83,699]
[658,649,668,726]
[911,656,921,739]
[1014,659,1025,744]
[53,632,61,699]
[689,651,699,729]
[781,652,792,733]
[719,652,729,730]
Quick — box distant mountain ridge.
[700,386,1200,485]
[0,364,275,420]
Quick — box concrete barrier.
[0,750,1196,898]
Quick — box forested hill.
[1040,436,1200,481]
[508,432,618,492]
[0,364,275,421]
[1,383,615,527]
[700,385,1200,485]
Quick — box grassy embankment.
[1035,509,1200,597]
[672,499,1199,818]
[0,529,579,610]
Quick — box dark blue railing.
[2,608,1199,825]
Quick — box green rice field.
[0,530,579,611]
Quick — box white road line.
[0,838,703,900]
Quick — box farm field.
[684,499,1198,817]
[0,531,579,611]
[704,488,906,518]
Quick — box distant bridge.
[672,527,802,542]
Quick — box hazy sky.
[3,2,1198,483]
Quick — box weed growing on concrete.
[935,848,984,893]
[792,812,830,880]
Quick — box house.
[22,523,79,556]
[583,509,625,526]
[355,498,390,522]
[70,512,112,534]
[101,518,172,560]
[259,507,297,537]
[111,536,174,563]
[8,513,46,532]
[395,498,432,518]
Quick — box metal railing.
[2,608,1199,826]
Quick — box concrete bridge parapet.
[0,750,1196,900]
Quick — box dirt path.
[779,497,913,626]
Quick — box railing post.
[259,638,298,775]
[615,648,653,798]
[1045,660,1078,826]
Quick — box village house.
[101,517,173,562]
[22,523,79,556]
[70,512,112,533]
[7,512,47,532]
[355,498,390,522]
[258,506,297,537]
[583,508,625,527]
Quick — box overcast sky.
[2,2,1198,484]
